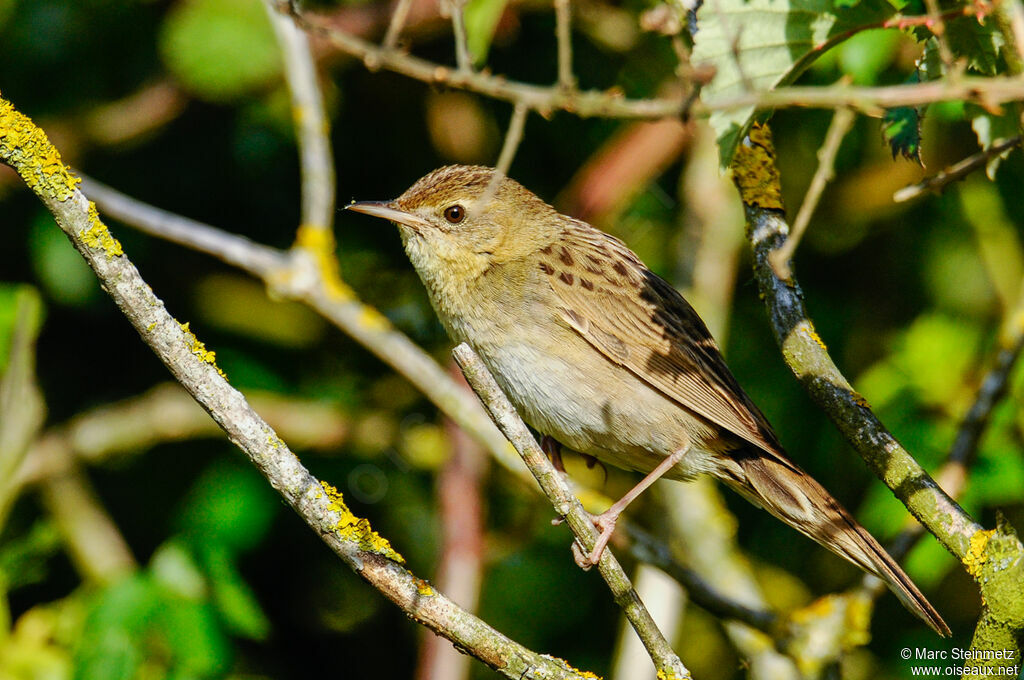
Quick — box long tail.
[719,448,950,637]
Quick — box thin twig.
[478,103,529,209]
[0,92,600,680]
[922,0,955,70]
[769,107,855,279]
[382,0,417,50]
[15,383,350,487]
[893,136,1022,202]
[554,0,575,90]
[37,467,137,584]
[448,0,473,72]
[264,0,336,232]
[452,343,692,680]
[283,5,1024,118]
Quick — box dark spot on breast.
[558,272,574,285]
[559,248,574,266]
[539,245,553,255]
[539,262,555,275]
[580,278,594,290]
[612,261,628,277]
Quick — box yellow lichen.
[539,654,602,680]
[320,481,404,563]
[79,202,124,258]
[801,324,827,351]
[0,93,81,201]
[964,528,995,580]
[357,304,392,332]
[178,321,227,379]
[414,578,435,596]
[293,223,355,301]
[728,122,785,211]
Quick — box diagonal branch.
[0,92,600,680]
[731,123,981,561]
[452,343,692,680]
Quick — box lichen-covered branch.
[731,124,980,560]
[453,343,692,680]
[730,123,1024,671]
[0,91,601,680]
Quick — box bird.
[345,164,950,636]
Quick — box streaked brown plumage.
[346,164,950,637]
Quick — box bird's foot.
[568,510,618,569]
[540,435,566,473]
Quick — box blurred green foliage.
[1,0,1023,678]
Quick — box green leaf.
[200,544,270,640]
[837,28,902,84]
[159,0,282,102]
[0,521,61,591]
[29,212,101,307]
[882,99,922,163]
[464,0,509,67]
[0,285,43,372]
[945,15,1005,75]
[692,0,895,166]
[176,460,277,553]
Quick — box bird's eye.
[443,205,465,224]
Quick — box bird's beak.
[344,201,432,232]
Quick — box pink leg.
[581,446,689,567]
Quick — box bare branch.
[0,92,600,680]
[280,4,1024,118]
[447,0,473,72]
[554,0,575,90]
[37,467,137,584]
[478,103,529,209]
[452,343,691,680]
[769,107,855,279]
[382,0,417,50]
[893,136,1022,203]
[264,0,336,232]
[922,0,955,70]
[0,287,45,525]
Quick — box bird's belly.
[474,339,720,480]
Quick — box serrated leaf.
[159,0,282,102]
[692,0,895,166]
[968,101,1022,178]
[945,15,1005,75]
[882,101,922,162]
[464,0,509,67]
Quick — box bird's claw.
[567,510,618,569]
